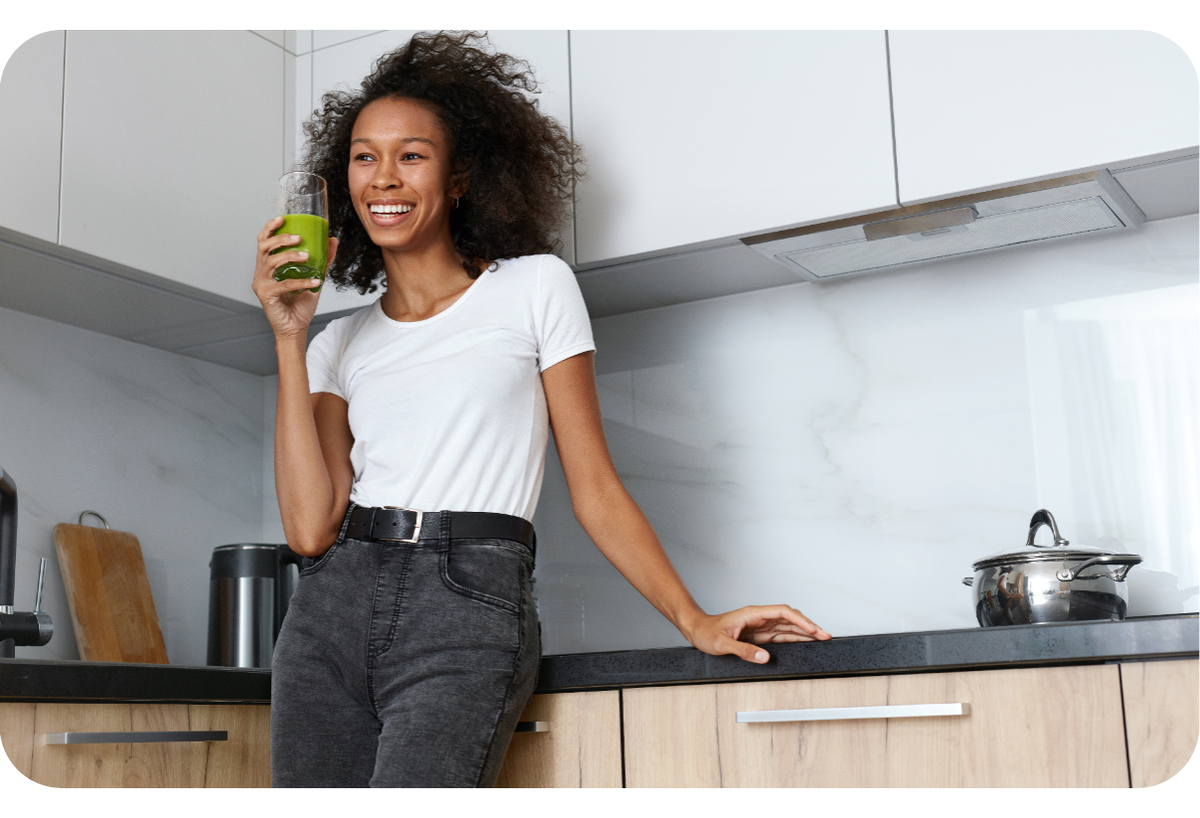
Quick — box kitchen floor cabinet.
[496,690,622,787]
[623,665,1130,787]
[0,702,270,787]
[1121,658,1199,787]
[3,660,1192,787]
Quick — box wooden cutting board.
[52,522,168,664]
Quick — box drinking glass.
[271,172,329,293]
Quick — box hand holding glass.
[271,172,329,293]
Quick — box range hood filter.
[744,170,1145,282]
[782,197,1122,279]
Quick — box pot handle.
[1055,554,1143,582]
[962,577,974,587]
[1027,509,1069,548]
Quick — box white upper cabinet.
[889,31,1200,206]
[0,31,65,244]
[569,31,899,267]
[303,30,574,315]
[58,31,286,307]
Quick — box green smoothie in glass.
[272,213,329,293]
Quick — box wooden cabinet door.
[496,690,622,787]
[624,665,1129,787]
[889,31,1199,205]
[1122,658,1199,787]
[570,31,898,265]
[0,702,36,780]
[1,702,268,787]
[189,704,272,788]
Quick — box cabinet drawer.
[1,702,269,787]
[623,665,1129,787]
[496,690,622,788]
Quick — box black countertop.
[535,613,1198,692]
[2,614,1195,703]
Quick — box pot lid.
[971,508,1139,570]
[971,543,1119,571]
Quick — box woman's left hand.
[683,605,832,664]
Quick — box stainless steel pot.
[963,510,1142,627]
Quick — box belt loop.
[337,503,356,544]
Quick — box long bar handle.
[43,730,228,745]
[514,721,549,733]
[736,702,971,723]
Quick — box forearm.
[273,337,340,555]
[572,477,707,639]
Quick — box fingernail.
[297,251,308,258]
[755,650,769,663]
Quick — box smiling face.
[347,96,464,257]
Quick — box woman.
[252,32,830,788]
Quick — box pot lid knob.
[1026,509,1070,548]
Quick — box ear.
[448,160,471,200]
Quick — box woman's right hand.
[251,217,338,341]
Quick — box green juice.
[272,213,329,293]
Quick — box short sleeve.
[534,255,596,372]
[305,320,345,398]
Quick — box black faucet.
[1,466,53,658]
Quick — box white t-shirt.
[306,254,595,522]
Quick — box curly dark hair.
[300,31,584,292]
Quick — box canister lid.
[209,543,290,579]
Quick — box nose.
[371,162,401,191]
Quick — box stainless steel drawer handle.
[736,703,971,723]
[43,730,228,745]
[513,721,549,733]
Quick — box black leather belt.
[344,505,535,552]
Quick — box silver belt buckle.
[382,506,424,543]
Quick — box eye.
[353,152,375,162]
[402,152,423,161]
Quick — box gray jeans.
[270,509,541,787]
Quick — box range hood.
[742,170,1146,282]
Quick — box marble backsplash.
[532,214,1200,654]
[0,305,267,665]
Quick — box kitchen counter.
[2,614,1195,702]
[0,658,271,703]
[536,613,1199,692]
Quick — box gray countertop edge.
[2,615,1195,703]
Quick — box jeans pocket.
[299,540,344,577]
[439,539,531,614]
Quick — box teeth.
[370,204,413,214]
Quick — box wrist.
[675,606,711,643]
[275,334,308,353]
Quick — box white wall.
[0,306,267,665]
[531,215,1200,654]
